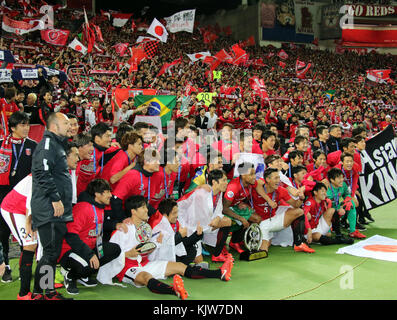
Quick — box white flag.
[136,36,159,44]
[164,9,195,33]
[147,18,168,43]
[112,13,132,27]
[186,51,211,62]
[68,38,87,55]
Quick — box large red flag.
[277,49,288,60]
[127,46,145,73]
[296,59,311,79]
[40,29,69,46]
[230,44,248,65]
[157,57,182,77]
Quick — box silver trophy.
[135,222,157,254]
[240,223,268,261]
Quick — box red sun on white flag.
[155,26,164,36]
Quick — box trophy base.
[136,242,157,254]
[240,250,268,261]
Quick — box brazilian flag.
[134,95,176,127]
[325,90,336,101]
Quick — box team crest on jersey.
[25,148,31,156]
[305,201,311,207]
[227,191,234,198]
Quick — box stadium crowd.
[0,4,396,300]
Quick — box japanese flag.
[186,51,211,62]
[147,18,168,43]
[68,38,87,55]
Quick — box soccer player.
[177,169,233,262]
[315,125,330,155]
[59,179,121,295]
[303,182,353,245]
[76,122,114,196]
[100,131,143,188]
[109,195,234,300]
[326,168,366,239]
[253,168,315,255]
[110,148,161,239]
[223,162,263,254]
[150,198,204,265]
[0,111,37,283]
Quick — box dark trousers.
[33,221,67,294]
[59,242,121,280]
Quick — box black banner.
[359,125,397,211]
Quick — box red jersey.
[211,139,239,163]
[224,177,254,208]
[252,139,263,155]
[0,98,19,118]
[303,197,331,229]
[100,150,136,189]
[112,167,162,209]
[251,180,291,220]
[150,167,177,209]
[59,201,104,261]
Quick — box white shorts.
[1,209,37,247]
[122,260,168,288]
[259,206,289,241]
[310,216,331,236]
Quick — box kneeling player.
[253,168,315,255]
[109,196,233,300]
[304,182,353,245]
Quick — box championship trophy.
[135,222,157,254]
[240,223,268,261]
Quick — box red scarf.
[0,136,24,185]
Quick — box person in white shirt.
[205,104,218,129]
[115,101,134,125]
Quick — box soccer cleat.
[221,246,234,261]
[77,277,98,287]
[172,274,188,300]
[1,266,12,283]
[212,253,228,262]
[356,223,367,231]
[349,230,366,239]
[364,213,375,223]
[335,235,354,245]
[294,243,316,253]
[358,217,369,225]
[31,293,45,300]
[54,283,64,289]
[45,291,74,300]
[17,292,32,300]
[340,220,349,230]
[220,258,234,281]
[229,241,245,254]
